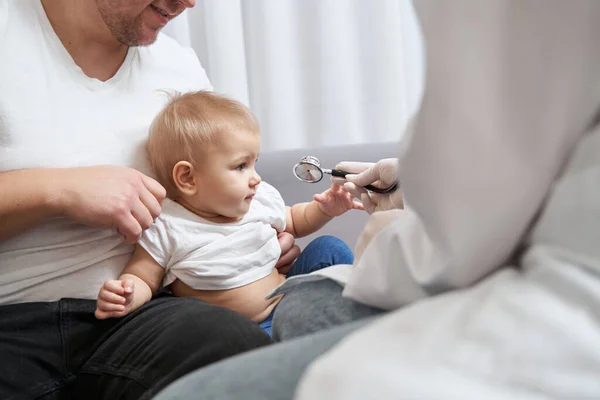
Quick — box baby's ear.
[172,161,197,195]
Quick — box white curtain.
[163,0,424,152]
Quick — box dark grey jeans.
[0,294,272,400]
[155,278,384,400]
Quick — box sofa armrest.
[257,142,399,249]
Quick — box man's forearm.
[0,169,63,241]
[290,201,332,238]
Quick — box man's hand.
[95,279,135,319]
[275,232,300,275]
[333,159,403,214]
[54,166,166,243]
[313,184,364,217]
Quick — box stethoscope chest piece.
[293,156,326,183]
[293,156,399,194]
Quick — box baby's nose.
[251,171,261,186]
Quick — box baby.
[95,91,361,335]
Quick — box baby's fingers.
[330,176,347,187]
[95,308,126,320]
[95,309,113,320]
[123,279,135,294]
[97,298,126,312]
[313,192,327,203]
[104,280,125,295]
[352,200,365,211]
[343,182,367,199]
[98,289,126,305]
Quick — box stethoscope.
[292,156,398,194]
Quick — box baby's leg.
[287,235,353,277]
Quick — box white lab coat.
[296,0,600,398]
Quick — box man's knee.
[150,297,272,355]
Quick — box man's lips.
[150,4,176,18]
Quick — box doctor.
[156,0,600,398]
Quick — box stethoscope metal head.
[293,156,399,194]
[293,156,329,183]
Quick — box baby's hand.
[95,279,135,320]
[314,184,364,217]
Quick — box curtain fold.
[163,0,424,152]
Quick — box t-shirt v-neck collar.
[34,0,137,90]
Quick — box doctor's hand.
[333,158,403,214]
[275,232,301,275]
[354,209,405,263]
[314,184,364,217]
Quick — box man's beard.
[96,5,157,46]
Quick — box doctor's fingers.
[375,158,400,182]
[360,193,378,215]
[363,192,402,214]
[334,161,374,175]
[347,158,400,189]
[342,182,368,199]
[331,176,348,187]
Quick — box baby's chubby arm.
[284,183,363,238]
[95,245,164,320]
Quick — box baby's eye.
[236,163,246,171]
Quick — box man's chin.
[116,29,161,47]
[120,37,158,47]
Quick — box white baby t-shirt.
[138,182,287,290]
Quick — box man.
[0,1,299,398]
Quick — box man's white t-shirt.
[0,0,212,304]
[139,182,287,291]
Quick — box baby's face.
[186,129,261,221]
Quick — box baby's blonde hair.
[147,90,259,198]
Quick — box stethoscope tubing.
[294,162,399,194]
[328,169,398,194]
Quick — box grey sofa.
[256,142,399,250]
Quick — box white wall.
[163,0,425,152]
